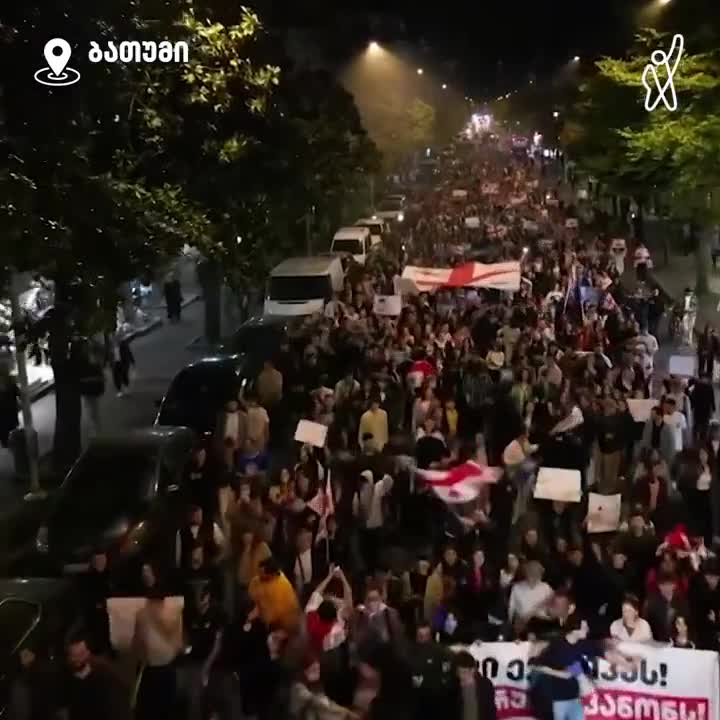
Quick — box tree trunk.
[47,303,82,473]
[695,229,712,296]
[197,259,222,345]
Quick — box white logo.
[641,34,684,112]
[34,38,81,87]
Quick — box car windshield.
[268,275,332,302]
[57,447,158,519]
[333,238,363,255]
[160,364,241,433]
[379,198,402,211]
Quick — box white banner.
[373,295,402,316]
[587,492,622,533]
[482,182,499,195]
[401,262,521,293]
[463,641,719,720]
[452,189,468,199]
[509,193,528,206]
[465,216,481,229]
[566,218,579,229]
[534,467,581,503]
[294,419,328,448]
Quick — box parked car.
[227,315,290,371]
[155,355,247,436]
[34,427,195,582]
[0,578,78,717]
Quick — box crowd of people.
[12,135,720,720]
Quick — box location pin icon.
[44,38,72,78]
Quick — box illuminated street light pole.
[416,68,424,75]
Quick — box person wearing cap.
[449,650,496,720]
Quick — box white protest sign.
[534,467,582,503]
[294,419,328,448]
[565,218,579,229]
[452,189,468,199]
[587,492,622,533]
[627,399,658,423]
[526,179,539,189]
[462,641,720,720]
[107,596,184,653]
[509,193,527,206]
[577,188,589,200]
[373,295,402,316]
[481,182,499,195]
[465,216,481,229]
[522,220,538,232]
[669,354,697,377]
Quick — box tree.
[592,30,720,292]
[0,0,275,468]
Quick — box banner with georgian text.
[463,641,718,720]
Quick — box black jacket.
[450,675,497,720]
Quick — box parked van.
[330,226,373,264]
[354,217,386,248]
[264,256,344,318]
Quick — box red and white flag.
[416,461,499,504]
[307,471,335,543]
[401,262,521,294]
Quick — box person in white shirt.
[610,595,653,642]
[663,397,688,453]
[508,560,553,633]
[353,471,393,573]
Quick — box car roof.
[355,218,384,226]
[333,226,369,240]
[85,426,195,453]
[0,577,73,605]
[270,256,342,277]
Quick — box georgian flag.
[416,461,500,504]
[307,471,335,543]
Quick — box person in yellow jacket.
[248,557,301,631]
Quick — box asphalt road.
[0,300,207,504]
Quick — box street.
[0,300,206,505]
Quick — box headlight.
[398,212,405,222]
[35,526,48,553]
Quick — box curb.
[28,294,201,403]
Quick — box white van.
[264,256,344,318]
[354,218,386,248]
[331,226,373,265]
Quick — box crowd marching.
[15,136,720,720]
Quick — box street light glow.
[442,83,447,89]
[659,0,672,5]
[573,55,580,62]
[416,68,424,75]
[368,41,380,52]
[553,111,560,118]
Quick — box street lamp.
[553,111,560,118]
[368,41,380,52]
[659,0,672,5]
[442,83,447,89]
[417,67,424,75]
[572,55,580,62]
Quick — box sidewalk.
[0,299,207,504]
[652,253,720,328]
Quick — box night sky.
[264,0,649,95]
